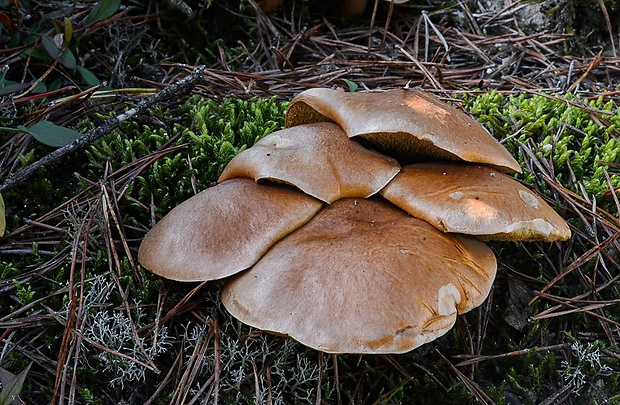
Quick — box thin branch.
[0,65,206,193]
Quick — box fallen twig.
[0,65,206,193]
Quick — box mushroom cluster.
[138,88,570,354]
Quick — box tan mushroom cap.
[221,197,497,354]
[380,162,571,241]
[138,178,323,282]
[285,88,521,173]
[218,123,400,203]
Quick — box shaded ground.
[1,0,620,404]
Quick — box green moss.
[84,95,286,216]
[464,91,620,204]
[501,350,558,403]
[12,279,36,305]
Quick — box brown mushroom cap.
[285,88,521,173]
[380,162,571,241]
[218,122,400,203]
[336,0,411,18]
[258,0,283,13]
[221,197,497,354]
[337,0,368,17]
[138,178,323,282]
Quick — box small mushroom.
[338,0,410,17]
[138,178,323,282]
[337,0,368,17]
[380,162,571,241]
[221,197,497,354]
[258,0,283,13]
[219,122,400,203]
[285,88,521,173]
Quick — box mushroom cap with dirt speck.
[221,197,497,354]
[138,178,323,282]
[380,162,571,241]
[285,88,521,173]
[218,122,400,203]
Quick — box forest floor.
[1,0,620,404]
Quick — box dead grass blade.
[435,349,495,405]
[453,343,569,367]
